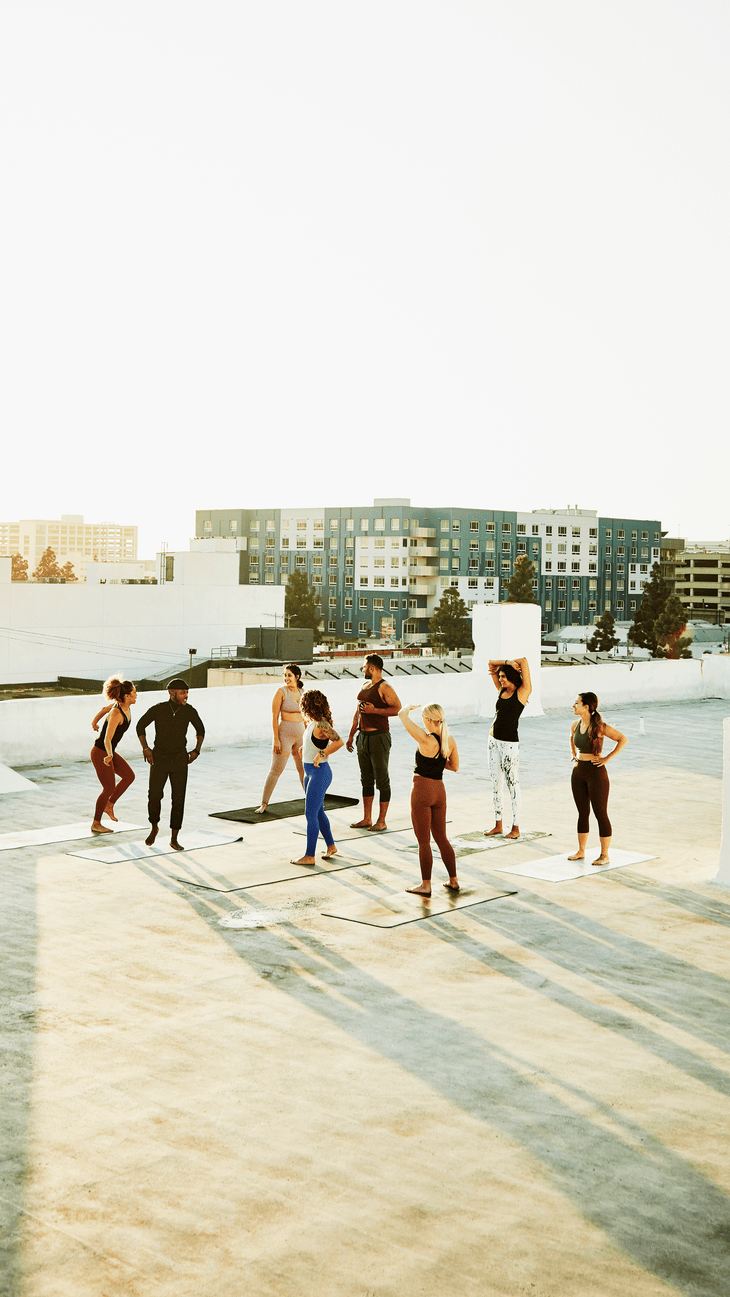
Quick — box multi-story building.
[674,543,730,622]
[659,537,686,590]
[0,515,138,581]
[194,501,661,643]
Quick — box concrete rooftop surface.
[2,698,730,1297]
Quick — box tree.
[654,594,693,659]
[285,570,322,640]
[32,547,64,581]
[627,563,671,657]
[587,610,619,653]
[11,553,28,581]
[429,586,473,652]
[505,554,538,603]
[60,561,78,582]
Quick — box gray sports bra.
[280,688,303,715]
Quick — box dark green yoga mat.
[209,794,360,824]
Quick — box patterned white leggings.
[488,736,521,825]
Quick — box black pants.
[571,762,612,838]
[356,731,392,801]
[148,753,188,831]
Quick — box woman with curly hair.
[256,664,305,813]
[90,675,137,833]
[290,689,344,866]
[569,691,627,866]
[485,655,532,840]
[399,703,460,897]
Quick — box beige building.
[0,514,137,582]
[674,542,730,621]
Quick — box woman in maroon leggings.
[90,676,137,833]
[399,703,460,897]
[569,692,627,866]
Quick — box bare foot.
[170,839,184,852]
[145,826,159,846]
[350,820,372,829]
[484,824,503,837]
[291,855,316,866]
[105,803,118,822]
[592,855,610,867]
[91,821,113,834]
[322,847,338,858]
[406,884,432,897]
[367,823,387,833]
[255,805,268,814]
[504,827,520,840]
[443,879,460,892]
[567,852,585,861]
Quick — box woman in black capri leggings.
[569,692,627,866]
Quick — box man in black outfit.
[135,679,205,851]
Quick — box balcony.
[410,528,436,539]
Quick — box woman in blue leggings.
[290,690,344,865]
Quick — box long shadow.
[610,873,730,927]
[0,848,38,1297]
[138,861,730,1297]
[460,882,730,1057]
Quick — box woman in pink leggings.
[256,664,305,813]
[399,703,460,897]
[90,676,137,833]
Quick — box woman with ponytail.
[399,703,460,896]
[290,689,344,866]
[569,692,627,865]
[90,675,137,833]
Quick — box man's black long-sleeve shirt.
[136,701,205,758]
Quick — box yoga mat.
[0,762,36,794]
[292,817,413,841]
[322,883,516,928]
[165,845,371,892]
[209,794,359,824]
[67,828,244,863]
[494,848,658,882]
[0,820,142,852]
[449,830,551,855]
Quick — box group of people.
[89,651,628,884]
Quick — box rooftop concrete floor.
[2,698,730,1297]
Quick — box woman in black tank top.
[90,675,138,833]
[399,703,460,897]
[485,655,532,840]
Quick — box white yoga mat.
[0,762,37,794]
[494,848,658,882]
[67,828,244,863]
[0,820,142,852]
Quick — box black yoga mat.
[209,794,360,824]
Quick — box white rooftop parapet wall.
[471,603,543,717]
[713,717,730,886]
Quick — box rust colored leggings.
[410,776,456,881]
[90,746,135,823]
[571,761,612,838]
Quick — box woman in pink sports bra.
[256,664,306,812]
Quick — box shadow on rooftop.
[137,858,730,1297]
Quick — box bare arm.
[102,708,122,763]
[359,682,402,717]
[271,688,284,753]
[570,720,578,761]
[313,721,344,763]
[92,702,113,731]
[488,660,504,691]
[593,723,628,767]
[444,738,459,773]
[513,657,532,703]
[346,706,360,750]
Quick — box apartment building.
[0,515,138,581]
[195,501,662,643]
[674,543,730,621]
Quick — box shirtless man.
[346,654,401,831]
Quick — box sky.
[0,1,727,560]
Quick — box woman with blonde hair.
[256,664,305,813]
[90,675,137,833]
[398,703,460,896]
[290,689,344,866]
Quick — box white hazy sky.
[1,1,727,559]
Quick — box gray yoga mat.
[67,828,244,863]
[321,883,517,928]
[0,820,142,852]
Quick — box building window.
[359,621,369,633]
[373,598,384,608]
[359,597,368,609]
[441,519,449,532]
[486,522,495,534]
[360,519,369,531]
[391,519,400,531]
[502,522,511,533]
[452,520,460,532]
[374,518,385,531]
[470,520,479,531]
